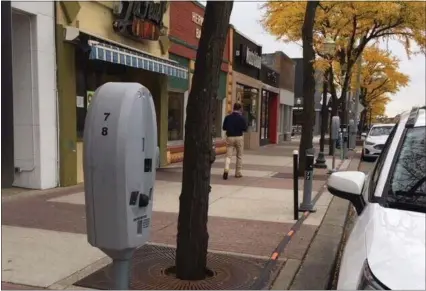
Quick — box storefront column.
[1,1,14,187]
[56,24,77,186]
[269,94,279,144]
[155,75,169,167]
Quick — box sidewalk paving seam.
[48,256,112,290]
[1,282,45,290]
[2,184,84,203]
[285,154,361,290]
[252,157,351,289]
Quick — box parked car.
[328,106,425,290]
[361,123,395,161]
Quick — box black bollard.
[293,150,299,220]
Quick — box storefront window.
[237,83,258,132]
[168,92,184,141]
[260,90,269,141]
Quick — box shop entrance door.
[260,90,270,146]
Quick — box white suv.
[362,124,395,161]
[328,106,425,290]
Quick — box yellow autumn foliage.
[360,46,409,96]
[262,1,426,56]
[262,1,425,100]
[356,46,408,121]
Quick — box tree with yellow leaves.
[354,46,409,130]
[262,1,425,126]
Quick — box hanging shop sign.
[267,71,278,86]
[112,1,168,41]
[241,45,261,69]
[192,12,204,26]
[195,27,201,39]
[192,12,203,39]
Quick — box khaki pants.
[224,136,244,175]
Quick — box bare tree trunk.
[359,109,367,132]
[175,1,233,280]
[328,69,338,156]
[298,0,319,176]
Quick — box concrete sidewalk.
[1,144,351,290]
[271,152,361,290]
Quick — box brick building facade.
[167,1,231,163]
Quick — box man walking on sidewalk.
[222,103,248,180]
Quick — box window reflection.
[369,126,394,136]
[388,127,426,211]
[168,92,184,141]
[236,83,258,131]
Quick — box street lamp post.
[340,62,349,159]
[295,98,302,134]
[314,37,335,169]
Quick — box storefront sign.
[192,12,204,26]
[245,47,261,69]
[196,27,201,39]
[267,71,277,85]
[192,12,203,39]
[113,1,167,41]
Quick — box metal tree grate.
[75,244,281,290]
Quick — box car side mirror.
[327,171,366,214]
[361,132,367,140]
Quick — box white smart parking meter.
[83,82,158,289]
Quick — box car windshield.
[386,127,426,213]
[369,126,393,136]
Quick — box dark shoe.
[223,171,229,180]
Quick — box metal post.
[299,153,316,212]
[349,119,356,150]
[112,258,132,290]
[328,138,337,174]
[331,139,336,172]
[342,91,350,159]
[293,150,299,220]
[354,43,362,136]
[342,126,348,159]
[339,131,344,161]
[314,73,328,169]
[328,116,339,174]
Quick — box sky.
[216,1,426,117]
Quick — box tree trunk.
[175,1,233,280]
[359,109,367,133]
[319,70,329,154]
[298,0,319,176]
[327,68,338,156]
